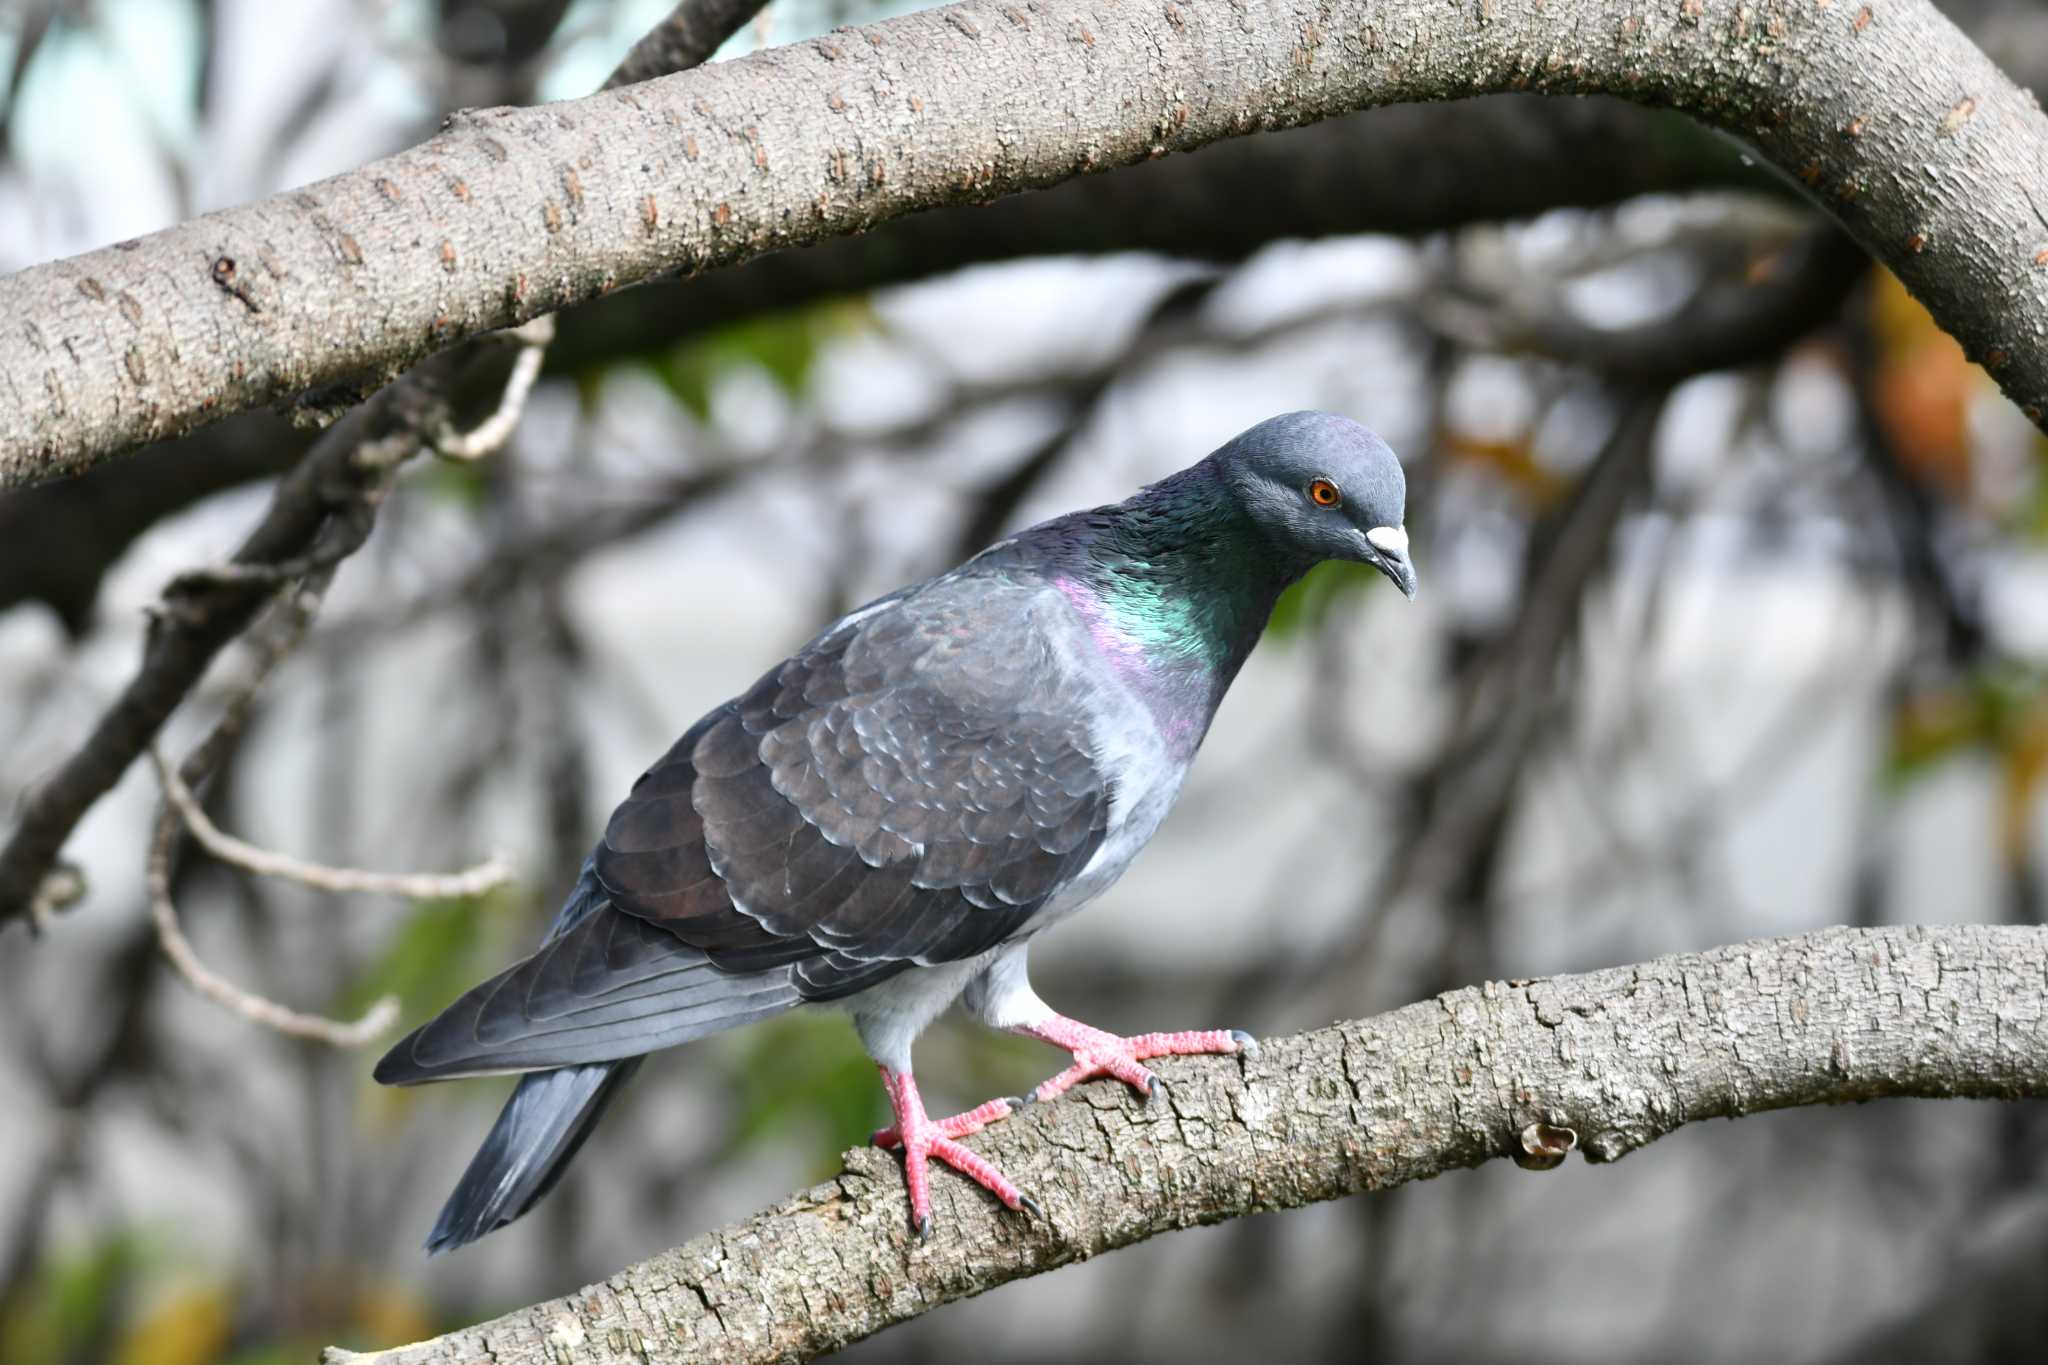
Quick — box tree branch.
[3,0,2045,488]
[604,0,766,90]
[0,91,1768,632]
[0,0,764,930]
[322,923,2048,1365]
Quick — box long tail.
[424,1056,646,1254]
[379,861,800,1250]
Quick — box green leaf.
[1883,664,2048,787]
[417,458,492,509]
[336,892,512,1024]
[1,1233,150,1365]
[716,1013,881,1174]
[1267,559,1377,640]
[645,300,874,421]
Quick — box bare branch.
[149,747,512,901]
[2,0,2043,487]
[319,923,2048,1365]
[141,574,408,1050]
[603,0,770,90]
[24,864,82,934]
[431,315,555,461]
[145,807,400,1050]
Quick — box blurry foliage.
[2022,435,2048,542]
[336,1282,437,1360]
[1889,667,2048,859]
[112,1283,232,1365]
[417,457,494,509]
[1269,560,1380,640]
[642,301,875,419]
[336,892,515,1029]
[719,1013,883,1175]
[1870,269,1981,497]
[1441,430,1567,504]
[2,1235,146,1365]
[342,892,523,1127]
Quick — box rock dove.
[374,410,1416,1248]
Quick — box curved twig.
[149,746,512,901]
[145,806,401,1049]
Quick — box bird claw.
[1019,1193,1045,1221]
[878,1068,1038,1238]
[1145,1074,1171,1106]
[1017,1020,1253,1108]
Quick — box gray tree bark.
[0,92,1765,633]
[321,923,2048,1365]
[4,0,2046,488]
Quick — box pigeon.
[374,410,1416,1248]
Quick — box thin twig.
[150,746,512,901]
[145,805,401,1048]
[433,316,556,462]
[140,570,410,1047]
[25,864,83,933]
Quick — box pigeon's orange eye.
[1308,478,1341,507]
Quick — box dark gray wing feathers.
[595,578,1111,991]
[378,574,1114,1081]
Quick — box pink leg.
[1016,1016,1256,1104]
[870,1093,1018,1148]
[873,1067,1039,1237]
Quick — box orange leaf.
[1870,270,1979,495]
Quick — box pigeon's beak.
[1365,525,1418,600]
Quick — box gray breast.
[1023,596,1192,934]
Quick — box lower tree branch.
[322,922,2048,1365]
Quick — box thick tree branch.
[3,0,2045,488]
[0,92,1767,632]
[322,923,2048,1365]
[543,94,1770,371]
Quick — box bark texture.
[0,92,1762,632]
[322,923,2048,1365]
[4,0,2046,488]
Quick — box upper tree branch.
[323,923,2048,1365]
[4,0,2045,488]
[0,92,1766,632]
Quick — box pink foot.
[1017,1017,1257,1105]
[874,1067,1038,1237]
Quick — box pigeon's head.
[1211,411,1417,599]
